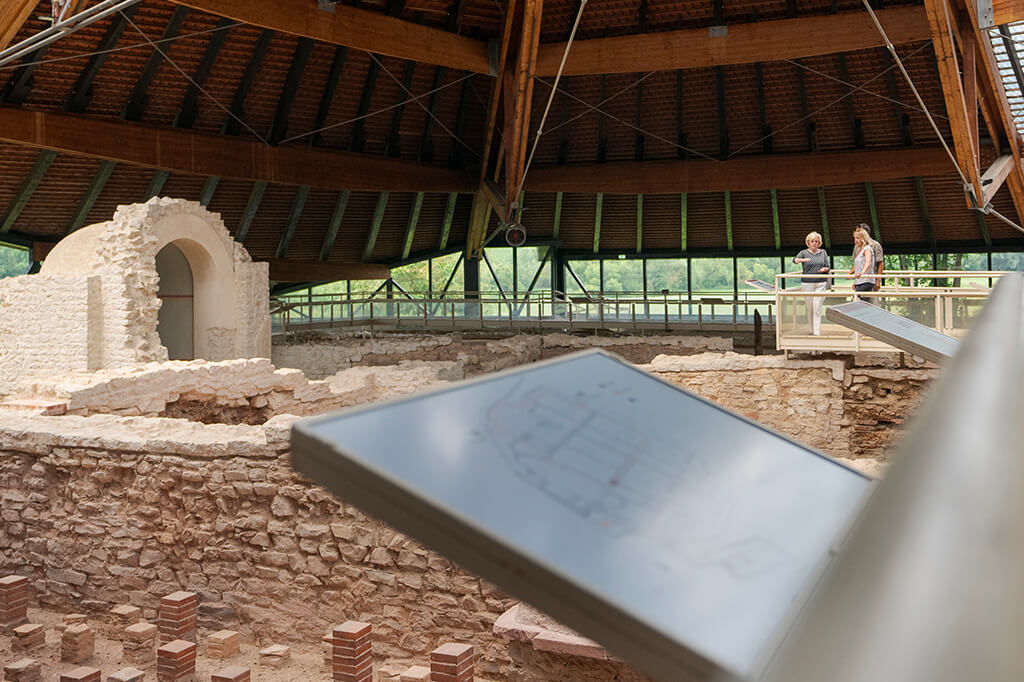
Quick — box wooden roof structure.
[1,0,1023,282]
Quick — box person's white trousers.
[801,281,827,335]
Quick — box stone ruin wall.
[0,341,938,679]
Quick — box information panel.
[825,301,960,363]
[291,351,872,681]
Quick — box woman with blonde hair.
[793,231,830,335]
[851,229,875,302]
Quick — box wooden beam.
[235,181,266,243]
[552,191,563,239]
[535,6,930,76]
[168,0,489,73]
[526,147,953,194]
[981,154,1016,206]
[923,0,982,203]
[0,107,474,193]
[505,0,544,220]
[959,0,1024,220]
[267,259,390,282]
[986,0,1024,26]
[0,0,39,53]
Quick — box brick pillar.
[430,643,475,682]
[211,666,250,682]
[59,667,101,682]
[331,621,373,682]
[156,639,196,682]
[159,591,197,644]
[0,574,29,629]
[61,623,96,663]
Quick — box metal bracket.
[709,25,728,38]
[977,0,994,28]
[316,0,337,13]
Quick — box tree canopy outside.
[0,244,29,279]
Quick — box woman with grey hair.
[793,231,830,335]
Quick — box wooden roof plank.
[168,0,490,73]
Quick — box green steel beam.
[275,185,310,259]
[319,189,350,261]
[235,181,267,243]
[142,170,170,201]
[681,192,688,251]
[771,188,781,250]
[385,61,417,157]
[402,192,424,259]
[175,17,232,130]
[418,66,445,162]
[976,212,992,247]
[67,160,116,233]
[593,193,603,253]
[439,192,456,249]
[1,151,56,233]
[724,190,733,250]
[269,37,314,145]
[553,191,563,239]
[914,176,937,251]
[636,194,643,253]
[865,181,881,241]
[69,9,189,232]
[201,29,273,206]
[2,9,136,234]
[362,191,390,261]
[817,187,831,250]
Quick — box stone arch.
[1,198,270,386]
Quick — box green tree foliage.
[0,245,29,279]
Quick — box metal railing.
[774,270,1007,355]
[270,289,777,334]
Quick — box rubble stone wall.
[0,411,516,676]
[272,332,734,380]
[0,352,936,679]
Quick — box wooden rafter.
[0,0,37,53]
[526,147,953,194]
[0,107,473,193]
[923,0,983,204]
[168,0,490,73]
[536,6,930,76]
[267,259,389,282]
[955,0,1024,222]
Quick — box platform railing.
[774,271,1007,355]
[270,289,776,334]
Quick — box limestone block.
[108,668,146,682]
[258,643,290,667]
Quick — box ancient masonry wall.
[271,332,735,380]
[0,353,936,679]
[0,276,97,391]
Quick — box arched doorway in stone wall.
[156,242,194,360]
